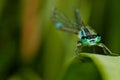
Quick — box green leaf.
[62,53,120,80]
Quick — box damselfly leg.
[97,43,119,56]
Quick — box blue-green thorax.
[79,27,101,45]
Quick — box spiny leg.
[97,43,112,55]
[97,43,119,56]
[75,42,85,56]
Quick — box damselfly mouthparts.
[51,7,119,56]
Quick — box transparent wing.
[73,8,85,29]
[51,7,79,34]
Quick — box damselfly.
[51,7,119,56]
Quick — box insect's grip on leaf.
[51,7,120,56]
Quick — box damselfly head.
[80,35,101,45]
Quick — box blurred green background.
[0,0,120,80]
